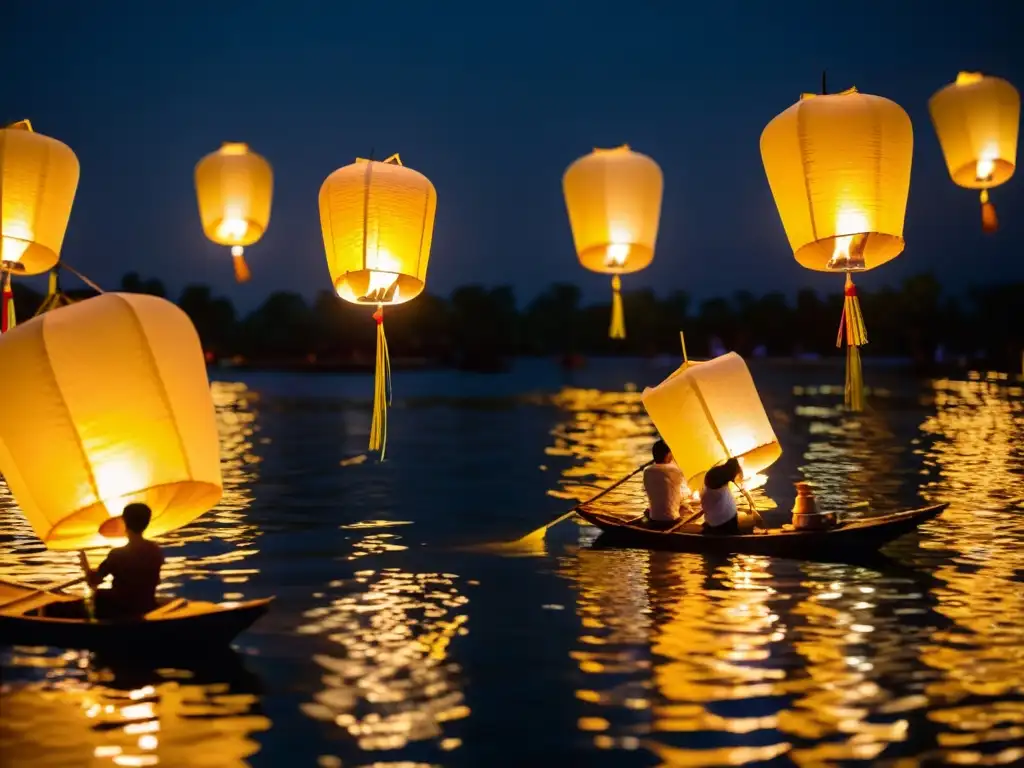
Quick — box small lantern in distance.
[929,72,1020,233]
[760,84,913,411]
[563,145,663,339]
[195,142,273,282]
[319,153,437,458]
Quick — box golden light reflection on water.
[0,650,269,767]
[546,386,654,504]
[910,376,1024,765]
[555,376,1024,765]
[791,393,906,516]
[298,522,471,755]
[0,381,263,594]
[0,381,268,767]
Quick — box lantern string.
[60,262,106,294]
[980,189,998,233]
[836,272,868,411]
[1,271,15,334]
[369,305,392,460]
[609,275,626,339]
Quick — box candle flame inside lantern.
[604,242,631,269]
[827,208,870,271]
[361,249,401,303]
[1,224,33,265]
[215,216,249,244]
[976,150,998,182]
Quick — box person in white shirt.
[700,458,743,534]
[643,439,686,528]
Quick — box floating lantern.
[195,142,273,283]
[0,119,80,335]
[319,153,437,458]
[929,72,1020,233]
[641,351,781,491]
[563,145,663,339]
[0,293,223,550]
[760,85,913,410]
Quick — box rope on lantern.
[980,189,998,233]
[609,275,626,339]
[369,305,393,459]
[836,272,868,411]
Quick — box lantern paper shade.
[195,142,273,282]
[562,145,663,275]
[0,120,80,276]
[318,153,437,459]
[760,88,913,273]
[641,352,781,490]
[929,72,1019,189]
[319,154,436,306]
[0,293,223,550]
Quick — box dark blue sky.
[4,0,1022,311]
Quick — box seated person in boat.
[701,458,744,535]
[643,439,686,528]
[82,503,165,618]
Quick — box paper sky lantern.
[760,85,913,411]
[319,153,437,458]
[0,119,80,336]
[641,352,781,491]
[563,145,663,339]
[0,293,223,550]
[929,72,1020,233]
[195,142,273,283]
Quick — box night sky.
[4,0,1022,312]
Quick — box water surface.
[1,359,1022,767]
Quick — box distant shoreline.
[208,354,1003,376]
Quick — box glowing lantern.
[641,351,781,491]
[929,72,1020,233]
[319,153,437,457]
[195,142,273,283]
[563,145,663,339]
[0,119,80,335]
[760,85,913,411]
[0,293,223,550]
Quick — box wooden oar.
[475,460,653,554]
[0,575,87,612]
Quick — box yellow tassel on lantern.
[836,273,868,411]
[980,189,998,233]
[231,246,252,283]
[370,306,392,458]
[1,273,15,333]
[609,275,626,339]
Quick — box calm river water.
[1,358,1022,767]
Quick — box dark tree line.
[8,271,1024,372]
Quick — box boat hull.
[577,504,947,561]
[0,582,271,654]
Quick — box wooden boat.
[0,579,272,654]
[577,503,948,560]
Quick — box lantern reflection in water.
[298,522,471,754]
[0,650,269,767]
[912,375,1024,761]
[0,380,263,596]
[546,385,654,505]
[790,387,907,515]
